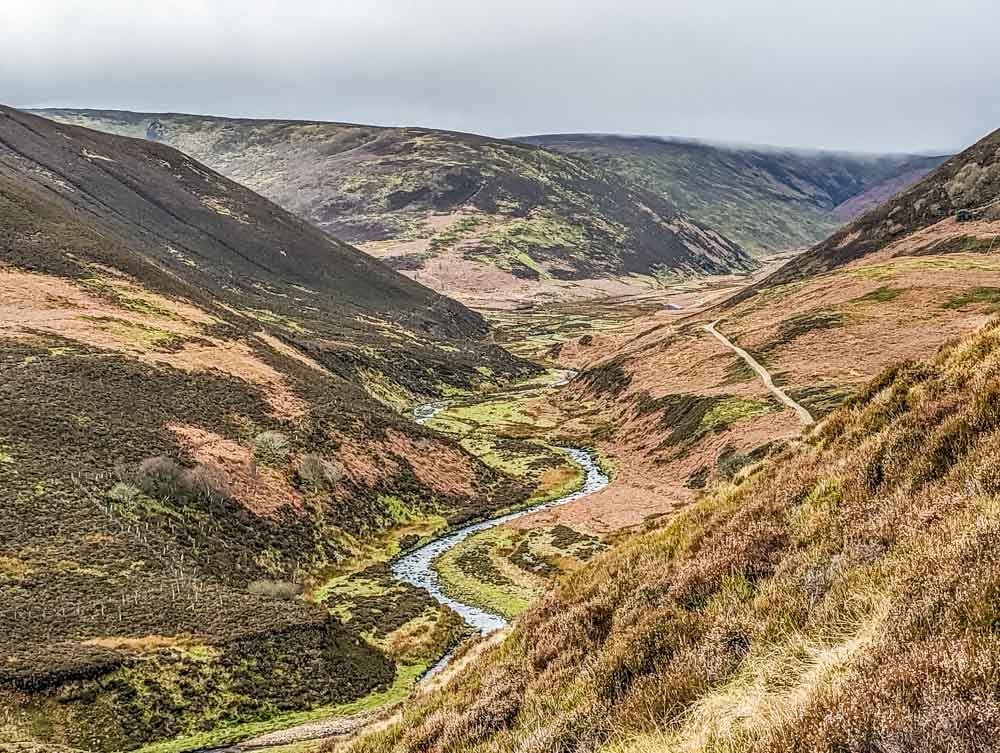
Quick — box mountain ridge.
[30,108,757,306]
[518,132,949,255]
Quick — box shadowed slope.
[2,106,484,339]
[520,133,947,255]
[31,109,756,304]
[746,127,1000,291]
[0,107,537,751]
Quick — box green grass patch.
[430,215,483,251]
[132,663,426,753]
[457,435,546,479]
[433,529,534,619]
[852,285,906,304]
[943,287,1000,314]
[484,210,587,278]
[640,393,774,452]
[85,317,183,348]
[242,308,308,334]
[700,398,774,432]
[381,495,417,525]
[80,277,187,320]
[852,256,1000,282]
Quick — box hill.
[31,109,756,307]
[0,106,539,750]
[751,127,1000,288]
[519,133,948,255]
[351,317,1000,753]
[539,126,1000,522]
[340,127,1000,753]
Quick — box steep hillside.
[755,127,1000,287]
[31,109,755,306]
[522,127,1000,527]
[342,128,1000,753]
[520,134,947,255]
[0,106,538,750]
[350,317,1000,753]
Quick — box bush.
[106,481,142,506]
[296,453,342,490]
[253,431,290,465]
[135,456,230,504]
[136,455,186,499]
[184,463,231,504]
[248,579,303,600]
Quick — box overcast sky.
[4,0,999,153]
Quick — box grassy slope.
[0,107,536,750]
[345,308,1000,753]
[520,134,947,255]
[31,109,755,285]
[338,129,1000,753]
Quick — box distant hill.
[32,109,756,306]
[0,106,536,749]
[750,126,1000,288]
[518,133,948,255]
[350,127,1000,753]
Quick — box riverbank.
[392,445,609,634]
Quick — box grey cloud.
[3,0,999,152]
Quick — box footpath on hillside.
[704,319,815,426]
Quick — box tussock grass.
[344,319,1000,753]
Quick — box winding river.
[200,394,607,748]
[392,402,609,637]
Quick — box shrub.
[184,463,231,504]
[297,453,342,490]
[248,579,303,600]
[253,430,290,465]
[135,456,230,504]
[106,481,142,507]
[136,455,186,499]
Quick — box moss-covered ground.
[431,525,607,620]
[132,663,427,753]
[422,370,586,506]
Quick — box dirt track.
[704,319,815,426]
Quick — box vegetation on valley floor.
[341,317,1000,753]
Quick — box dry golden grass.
[343,319,1000,753]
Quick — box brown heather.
[345,319,1000,753]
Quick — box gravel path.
[705,319,815,426]
[238,712,376,749]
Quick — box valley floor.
[112,267,774,753]
[185,266,791,753]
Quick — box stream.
[200,390,606,749]
[393,401,609,639]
